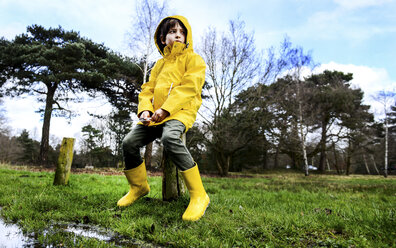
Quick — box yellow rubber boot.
[181,165,210,221]
[117,162,150,207]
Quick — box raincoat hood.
[154,15,193,56]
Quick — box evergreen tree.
[107,110,132,168]
[16,129,40,164]
[0,25,140,164]
[81,124,103,167]
[306,70,373,172]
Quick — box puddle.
[65,224,114,241]
[53,223,153,247]
[0,209,161,247]
[0,217,39,247]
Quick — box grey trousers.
[122,120,195,171]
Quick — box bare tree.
[125,0,169,169]
[199,18,260,122]
[372,90,396,178]
[0,103,24,163]
[198,18,261,175]
[199,17,316,176]
[126,0,168,83]
[0,133,23,163]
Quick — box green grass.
[0,164,395,247]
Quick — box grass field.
[0,164,395,247]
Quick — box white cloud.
[301,11,371,43]
[282,0,396,46]
[333,0,394,9]
[0,0,135,52]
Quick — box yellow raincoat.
[137,15,206,131]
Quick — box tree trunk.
[274,145,279,169]
[363,154,370,175]
[216,151,229,177]
[262,148,268,170]
[332,142,340,175]
[115,140,122,169]
[291,153,297,169]
[144,142,153,170]
[53,137,75,185]
[143,44,150,84]
[142,55,153,171]
[215,156,224,176]
[39,85,57,165]
[221,153,230,176]
[297,99,309,176]
[346,155,351,176]
[226,155,231,174]
[345,142,352,176]
[326,158,331,171]
[384,119,389,178]
[318,120,328,172]
[370,154,380,175]
[341,152,346,173]
[88,152,93,167]
[161,134,186,201]
[161,150,186,201]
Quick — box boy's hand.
[151,108,169,123]
[140,111,152,126]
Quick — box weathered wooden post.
[53,137,75,186]
[162,133,186,201]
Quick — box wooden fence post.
[53,137,75,186]
[162,133,186,201]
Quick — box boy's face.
[161,23,186,47]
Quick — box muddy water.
[0,214,159,248]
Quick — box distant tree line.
[0,7,395,176]
[193,70,396,176]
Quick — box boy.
[117,15,209,221]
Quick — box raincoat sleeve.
[161,54,206,115]
[137,60,163,117]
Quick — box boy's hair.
[156,18,187,53]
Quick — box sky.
[0,0,396,148]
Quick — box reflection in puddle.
[66,224,113,241]
[0,218,38,247]
[0,213,158,247]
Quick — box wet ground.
[0,217,39,247]
[0,211,159,248]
